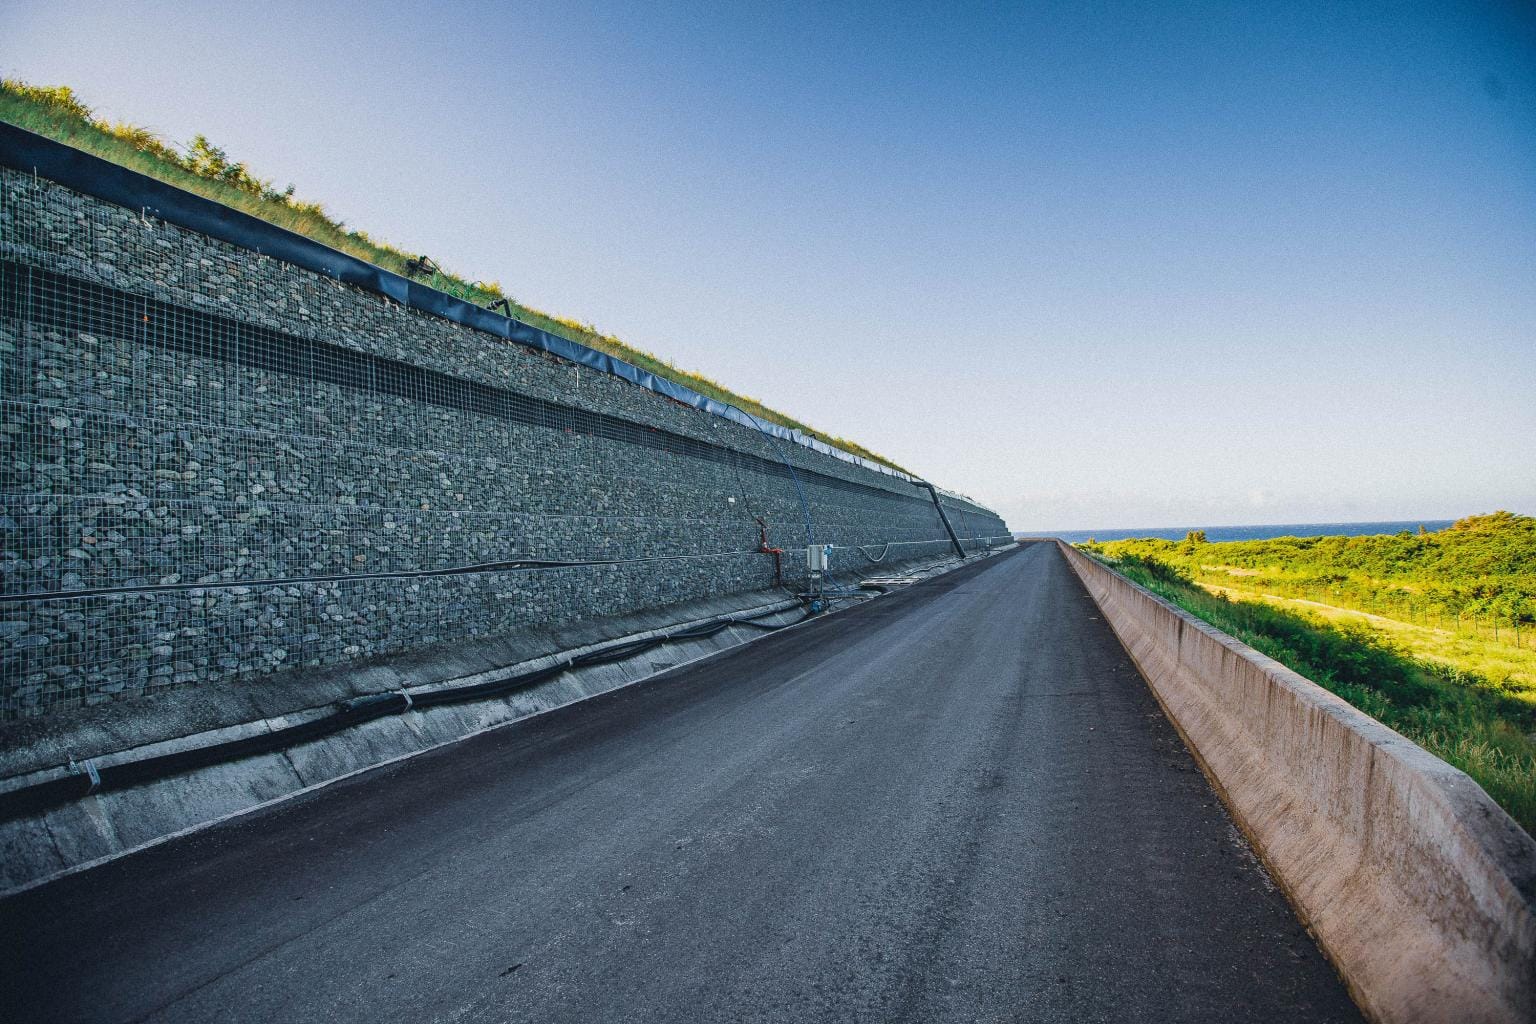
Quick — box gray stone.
[0,164,1010,720]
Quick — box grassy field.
[1088,513,1536,691]
[1082,521,1536,835]
[1199,582,1536,691]
[0,78,908,474]
[1098,511,1536,633]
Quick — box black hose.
[854,542,893,564]
[0,604,809,823]
[0,551,763,605]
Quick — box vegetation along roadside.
[1080,512,1536,834]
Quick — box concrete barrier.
[1058,541,1536,1024]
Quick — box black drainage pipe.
[917,481,967,558]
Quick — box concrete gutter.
[1058,541,1536,1024]
[0,547,1009,894]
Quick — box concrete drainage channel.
[0,547,1010,895]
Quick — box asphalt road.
[1,543,1363,1023]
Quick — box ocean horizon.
[1027,519,1458,544]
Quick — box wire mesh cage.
[0,168,1007,718]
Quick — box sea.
[1036,520,1457,544]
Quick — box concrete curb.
[0,547,1010,895]
[1058,541,1536,1024]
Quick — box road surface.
[1,542,1362,1022]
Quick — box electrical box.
[807,543,833,572]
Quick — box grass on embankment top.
[0,79,910,475]
[1097,553,1536,836]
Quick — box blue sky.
[5,1,1533,531]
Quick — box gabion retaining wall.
[0,167,1009,719]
